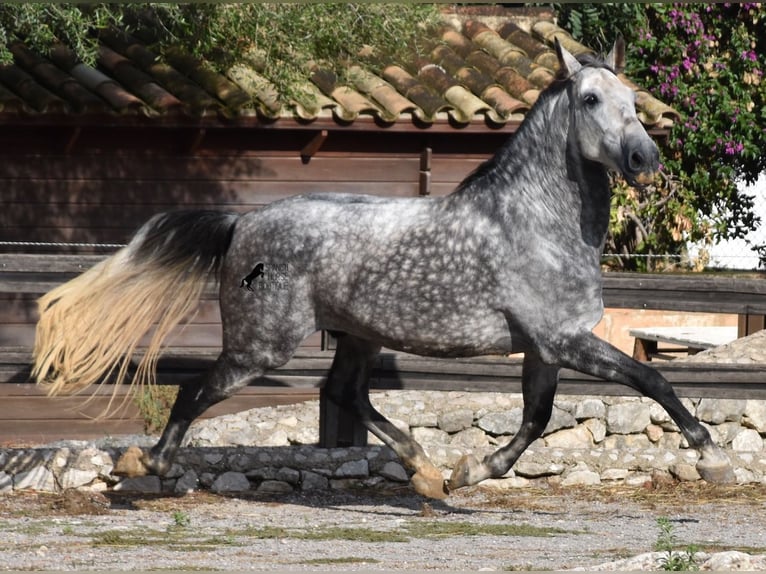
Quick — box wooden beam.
[64,126,81,154]
[188,128,206,154]
[419,146,432,196]
[301,129,328,164]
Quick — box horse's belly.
[324,304,514,358]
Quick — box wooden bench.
[629,326,739,361]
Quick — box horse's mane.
[452,51,615,196]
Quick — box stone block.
[449,427,490,448]
[14,467,58,492]
[606,403,651,434]
[574,398,606,421]
[544,425,593,449]
[543,406,577,435]
[300,470,329,491]
[257,480,293,494]
[697,398,746,425]
[174,470,199,494]
[744,400,766,432]
[379,461,409,482]
[335,459,369,478]
[437,408,474,433]
[210,471,251,493]
[732,428,764,452]
[114,475,162,493]
[0,471,13,492]
[477,409,522,436]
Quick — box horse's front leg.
[449,351,559,489]
[556,331,735,484]
[113,351,264,477]
[324,334,448,499]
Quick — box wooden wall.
[1,124,505,354]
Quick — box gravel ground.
[1,482,765,571]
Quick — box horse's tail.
[33,210,239,406]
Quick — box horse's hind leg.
[324,334,448,499]
[114,350,268,477]
[449,351,559,490]
[557,331,735,484]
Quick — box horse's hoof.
[113,446,150,477]
[411,465,449,500]
[696,458,736,485]
[448,454,481,491]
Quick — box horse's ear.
[554,37,582,78]
[606,36,626,74]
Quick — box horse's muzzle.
[623,136,660,188]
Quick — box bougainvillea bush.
[559,3,765,270]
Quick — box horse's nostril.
[630,151,644,170]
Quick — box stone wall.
[2,390,765,495]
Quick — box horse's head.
[556,38,659,188]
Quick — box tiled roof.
[0,11,679,130]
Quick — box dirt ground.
[1,482,765,571]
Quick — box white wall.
[690,173,766,270]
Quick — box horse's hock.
[2,333,766,495]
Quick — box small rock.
[601,468,629,481]
[644,423,664,443]
[669,462,700,482]
[561,468,600,486]
[515,461,565,478]
[583,418,607,443]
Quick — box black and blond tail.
[32,210,239,406]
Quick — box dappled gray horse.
[34,39,734,499]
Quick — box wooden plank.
[5,258,765,316]
[1,182,420,210]
[602,272,766,314]
[0,155,421,184]
[0,387,319,445]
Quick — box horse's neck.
[489,95,611,249]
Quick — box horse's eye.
[583,93,600,107]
